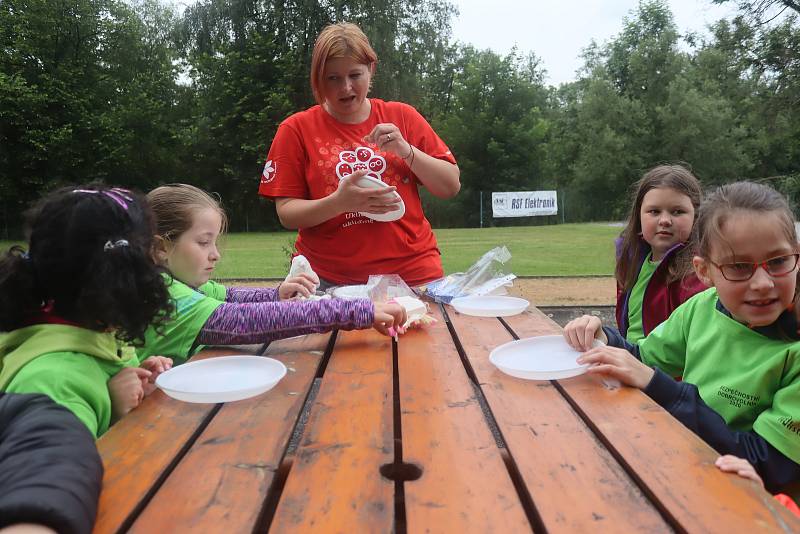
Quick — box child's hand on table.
[576,346,655,389]
[715,455,764,486]
[279,273,320,300]
[140,356,173,396]
[373,302,407,337]
[563,314,608,351]
[109,367,151,421]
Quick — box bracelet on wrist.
[403,145,415,167]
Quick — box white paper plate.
[332,284,370,299]
[353,175,405,222]
[450,296,530,317]
[331,284,413,300]
[489,335,604,381]
[155,355,286,403]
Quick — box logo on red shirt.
[261,160,276,184]
[336,146,386,182]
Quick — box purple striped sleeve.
[196,298,374,346]
[225,286,280,303]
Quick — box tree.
[430,47,550,227]
[712,0,800,22]
[690,13,800,180]
[604,0,684,107]
[654,75,753,182]
[0,0,185,237]
[547,76,649,220]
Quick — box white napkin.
[393,296,428,329]
[285,255,325,299]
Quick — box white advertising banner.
[492,191,558,217]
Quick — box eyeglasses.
[709,253,800,282]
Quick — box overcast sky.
[449,0,740,86]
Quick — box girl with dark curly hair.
[0,185,173,437]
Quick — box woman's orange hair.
[310,22,378,105]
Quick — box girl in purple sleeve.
[137,184,405,365]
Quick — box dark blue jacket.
[0,393,103,533]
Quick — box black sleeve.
[0,393,103,534]
[602,326,642,359]
[644,368,800,493]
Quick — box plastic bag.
[359,275,436,336]
[364,274,417,302]
[424,246,516,303]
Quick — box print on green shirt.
[640,287,800,464]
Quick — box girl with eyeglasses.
[563,181,800,493]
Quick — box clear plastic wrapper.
[326,274,415,300]
[425,246,516,303]
[364,274,417,301]
[327,274,436,337]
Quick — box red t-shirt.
[258,99,456,286]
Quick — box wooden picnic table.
[94,303,800,533]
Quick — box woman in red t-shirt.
[258,22,460,288]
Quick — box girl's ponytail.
[0,246,41,330]
[77,236,171,346]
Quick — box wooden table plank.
[269,328,395,532]
[127,334,331,532]
[445,305,671,532]
[504,308,800,532]
[93,350,236,533]
[398,304,532,532]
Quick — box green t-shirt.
[0,324,138,437]
[137,275,226,365]
[640,287,800,463]
[199,279,228,301]
[626,253,659,344]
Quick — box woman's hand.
[576,346,655,389]
[139,356,173,396]
[109,367,151,421]
[279,273,319,299]
[715,455,764,487]
[363,122,460,199]
[372,302,407,336]
[563,314,608,351]
[333,170,403,214]
[364,123,412,160]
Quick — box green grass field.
[1,223,620,278]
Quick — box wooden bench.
[94,304,799,532]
